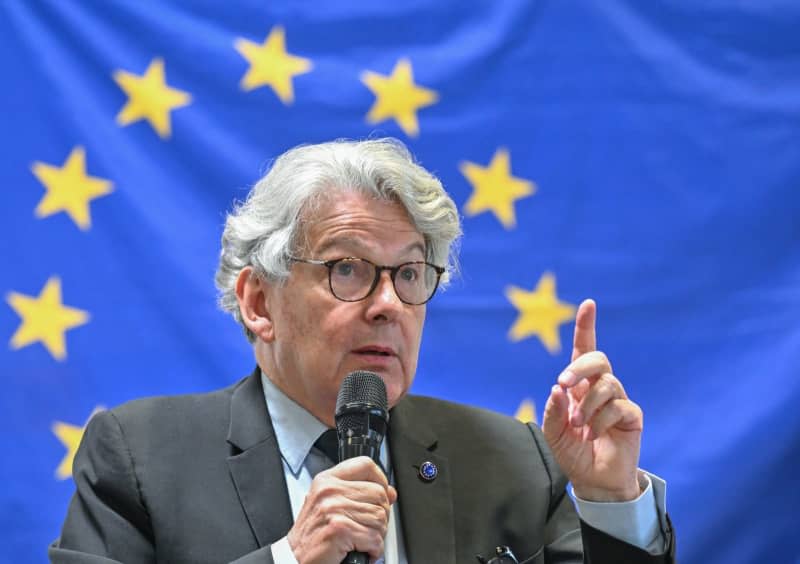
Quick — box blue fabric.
[1,2,798,562]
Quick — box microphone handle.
[341,553,369,564]
[338,440,381,464]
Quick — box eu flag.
[1,2,798,561]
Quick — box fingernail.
[571,411,583,427]
[559,370,577,386]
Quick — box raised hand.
[287,456,397,563]
[542,299,643,502]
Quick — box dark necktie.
[314,428,339,464]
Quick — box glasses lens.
[329,258,374,301]
[394,262,439,304]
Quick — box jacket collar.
[389,396,457,564]
[226,367,294,547]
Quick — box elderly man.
[51,139,674,563]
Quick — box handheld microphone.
[334,371,389,564]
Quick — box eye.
[333,261,355,277]
[398,264,420,282]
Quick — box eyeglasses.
[291,257,445,305]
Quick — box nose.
[365,270,403,321]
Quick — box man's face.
[264,191,428,425]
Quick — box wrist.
[573,471,644,502]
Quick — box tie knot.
[313,428,339,464]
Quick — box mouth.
[352,346,396,358]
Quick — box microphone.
[335,371,389,564]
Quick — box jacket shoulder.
[111,378,240,421]
[94,375,249,453]
[401,394,531,431]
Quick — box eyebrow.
[314,236,427,261]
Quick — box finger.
[328,456,389,488]
[330,480,392,508]
[309,485,391,530]
[559,350,612,388]
[585,399,643,440]
[326,514,386,559]
[566,378,591,404]
[542,384,570,442]
[351,528,385,561]
[571,299,597,363]
[340,498,392,531]
[571,373,625,427]
[308,476,391,517]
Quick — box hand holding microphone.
[288,372,394,564]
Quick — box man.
[50,139,674,563]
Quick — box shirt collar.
[260,370,392,477]
[260,371,329,476]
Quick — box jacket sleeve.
[48,409,279,564]
[527,423,676,564]
[49,410,155,563]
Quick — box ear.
[235,266,276,342]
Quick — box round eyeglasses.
[291,257,445,305]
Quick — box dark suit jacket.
[50,370,675,563]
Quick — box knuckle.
[327,514,350,535]
[607,401,623,419]
[374,503,389,523]
[368,506,383,525]
[367,462,387,482]
[367,482,388,501]
[594,350,611,370]
[598,379,615,398]
[314,480,338,498]
[317,496,339,515]
[366,533,385,555]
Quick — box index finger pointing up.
[571,299,597,362]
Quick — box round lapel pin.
[419,460,438,482]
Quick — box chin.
[383,378,409,409]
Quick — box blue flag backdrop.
[1,1,798,562]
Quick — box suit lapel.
[389,397,457,564]
[226,368,293,547]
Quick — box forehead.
[302,191,425,256]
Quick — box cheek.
[400,311,426,381]
[408,310,426,350]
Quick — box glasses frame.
[290,256,445,305]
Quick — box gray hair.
[215,138,462,340]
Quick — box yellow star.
[7,277,89,361]
[113,57,192,138]
[506,272,576,354]
[515,398,538,424]
[234,26,312,104]
[30,147,113,231]
[52,407,104,480]
[361,58,438,137]
[460,148,536,229]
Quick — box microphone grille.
[336,370,388,413]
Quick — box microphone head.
[336,370,388,413]
[335,371,389,440]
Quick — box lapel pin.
[418,460,438,482]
